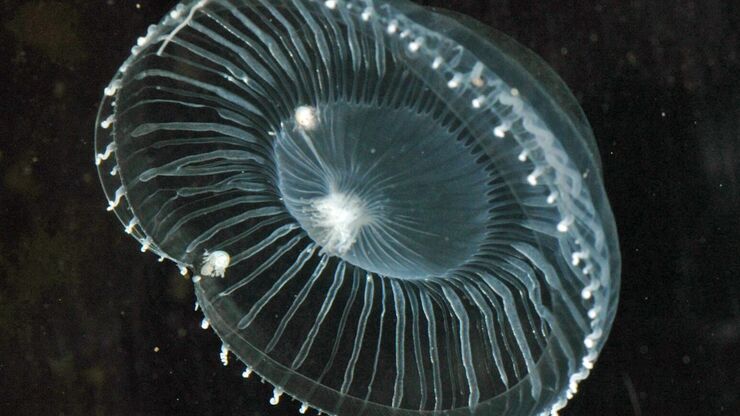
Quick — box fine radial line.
[462,279,509,387]
[420,289,443,411]
[292,260,346,369]
[481,272,542,399]
[237,244,316,329]
[265,254,330,353]
[317,270,361,383]
[408,287,429,409]
[341,274,375,394]
[391,279,407,408]
[220,234,302,297]
[364,278,387,402]
[441,285,480,408]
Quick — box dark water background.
[1,0,738,415]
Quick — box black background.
[1,0,738,415]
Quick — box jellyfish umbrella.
[95,0,620,415]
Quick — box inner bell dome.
[275,102,491,280]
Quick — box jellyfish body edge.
[94,0,621,415]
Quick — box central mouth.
[303,186,374,256]
[274,102,491,280]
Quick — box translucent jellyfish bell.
[94,1,620,415]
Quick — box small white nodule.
[294,105,319,130]
[494,124,508,138]
[200,250,230,278]
[307,190,372,256]
[220,344,229,366]
[270,388,283,405]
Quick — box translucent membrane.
[95,0,620,415]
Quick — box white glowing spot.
[125,218,138,234]
[179,265,188,276]
[242,367,253,378]
[169,4,185,19]
[96,142,117,166]
[584,352,598,369]
[294,105,319,130]
[470,62,485,87]
[104,79,121,96]
[130,43,143,55]
[571,250,589,266]
[194,301,199,311]
[140,237,152,252]
[192,274,201,283]
[201,318,210,329]
[472,96,485,108]
[547,191,559,204]
[324,0,337,9]
[588,307,600,319]
[220,344,229,365]
[200,250,230,278]
[158,0,209,56]
[361,7,373,21]
[308,189,372,255]
[432,56,444,69]
[387,20,398,34]
[527,167,544,186]
[299,403,309,414]
[493,124,508,138]
[107,186,125,211]
[511,87,520,96]
[584,337,596,349]
[100,114,115,129]
[569,380,579,394]
[518,149,529,162]
[583,264,595,275]
[580,279,599,299]
[447,74,462,89]
[557,215,574,232]
[399,29,411,39]
[408,37,424,52]
[109,165,119,176]
[270,388,283,405]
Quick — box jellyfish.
[94,0,620,415]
